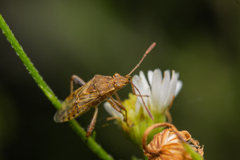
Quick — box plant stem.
[0,13,113,160]
[182,142,204,160]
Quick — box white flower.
[104,68,183,147]
[132,68,182,114]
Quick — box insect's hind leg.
[86,106,98,138]
[70,75,86,94]
[107,97,129,127]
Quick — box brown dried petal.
[142,123,204,160]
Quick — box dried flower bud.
[142,123,204,160]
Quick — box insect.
[54,42,156,137]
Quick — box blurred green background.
[1,1,240,159]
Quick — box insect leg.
[86,106,98,137]
[106,98,121,113]
[70,75,86,94]
[108,97,129,126]
[114,92,122,102]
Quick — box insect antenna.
[130,81,154,120]
[127,42,156,76]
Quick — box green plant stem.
[0,13,113,160]
[182,142,204,160]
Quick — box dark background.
[0,1,240,159]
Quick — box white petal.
[104,102,113,116]
[164,71,179,106]
[132,74,140,84]
[147,70,153,86]
[135,98,141,113]
[151,69,162,109]
[155,68,162,81]
[147,89,154,107]
[134,72,151,112]
[139,71,149,90]
[142,86,151,115]
[159,70,170,110]
[132,75,141,93]
[175,80,183,96]
[133,68,182,115]
[133,75,145,96]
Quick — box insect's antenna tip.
[127,42,156,76]
[146,42,156,54]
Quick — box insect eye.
[114,73,120,77]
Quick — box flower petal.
[151,69,162,111]
[132,74,140,84]
[133,73,151,115]
[147,70,153,86]
[175,80,183,96]
[132,68,182,117]
[159,70,170,110]
[139,71,150,90]
[164,71,179,106]
[132,74,145,98]
[132,75,142,95]
[135,98,141,114]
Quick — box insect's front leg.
[70,75,86,94]
[114,92,122,102]
[86,106,98,137]
[107,97,129,127]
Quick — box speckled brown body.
[54,75,120,123]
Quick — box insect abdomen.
[54,100,91,123]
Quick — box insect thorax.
[93,75,116,96]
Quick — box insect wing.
[54,82,99,123]
[54,96,77,123]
